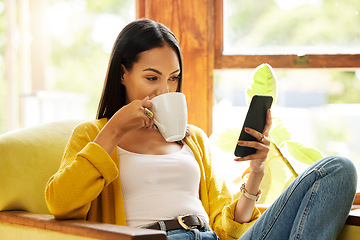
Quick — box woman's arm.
[46,98,154,219]
[94,97,153,155]
[234,170,264,223]
[234,109,272,223]
[45,122,119,219]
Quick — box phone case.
[234,95,273,157]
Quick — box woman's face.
[122,44,181,103]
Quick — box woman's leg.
[239,156,357,240]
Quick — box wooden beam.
[140,0,215,135]
[214,0,223,69]
[136,0,146,19]
[218,54,360,69]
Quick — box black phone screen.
[234,95,273,157]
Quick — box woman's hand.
[94,96,154,155]
[108,96,154,135]
[234,109,272,173]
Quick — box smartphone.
[234,95,273,157]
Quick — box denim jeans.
[144,217,219,240]
[239,156,357,240]
[164,217,219,240]
[166,225,219,240]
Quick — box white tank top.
[118,143,209,227]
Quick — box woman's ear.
[121,64,127,85]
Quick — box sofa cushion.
[0,120,81,214]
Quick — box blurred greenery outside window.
[214,0,360,191]
[0,0,135,133]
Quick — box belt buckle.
[177,214,204,230]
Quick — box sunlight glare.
[45,2,72,37]
[92,14,125,53]
[0,2,4,14]
[274,0,321,10]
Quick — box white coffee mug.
[150,92,187,142]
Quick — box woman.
[46,19,357,240]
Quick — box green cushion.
[0,120,81,214]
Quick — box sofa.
[0,120,358,239]
[0,120,166,239]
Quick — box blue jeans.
[166,225,219,240]
[239,156,357,240]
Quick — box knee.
[330,156,357,191]
[335,156,357,177]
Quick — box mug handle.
[153,119,165,133]
[148,100,165,133]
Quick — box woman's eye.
[169,76,180,81]
[146,76,158,81]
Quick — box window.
[0,0,135,133]
[213,0,360,194]
[216,0,360,68]
[223,0,360,55]
[0,0,5,133]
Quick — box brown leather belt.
[146,214,205,231]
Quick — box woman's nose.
[156,82,170,95]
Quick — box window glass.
[0,0,135,133]
[45,0,135,119]
[212,69,360,191]
[223,0,360,54]
[0,0,5,133]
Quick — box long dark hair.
[96,19,183,120]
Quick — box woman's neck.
[117,128,183,155]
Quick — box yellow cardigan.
[45,118,260,239]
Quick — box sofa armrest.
[0,211,166,240]
[345,209,360,226]
[337,209,360,240]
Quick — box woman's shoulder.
[186,124,209,147]
[71,118,108,138]
[187,124,207,138]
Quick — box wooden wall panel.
[138,0,215,135]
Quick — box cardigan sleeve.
[186,126,261,240]
[45,121,119,219]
